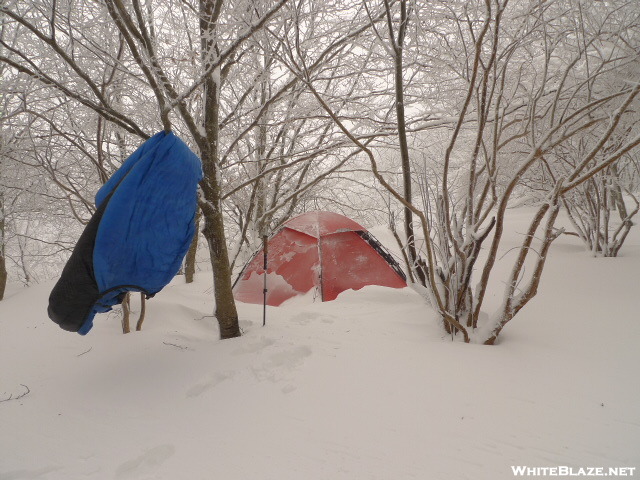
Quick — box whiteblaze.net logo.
[511,466,636,477]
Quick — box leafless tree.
[1,0,292,338]
[287,0,640,344]
[3,0,639,348]
[0,138,7,301]
[545,6,640,257]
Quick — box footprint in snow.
[267,345,312,368]
[186,372,234,398]
[290,312,335,325]
[0,466,62,480]
[231,337,275,356]
[250,346,312,383]
[281,384,297,394]
[115,444,175,478]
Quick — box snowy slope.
[1,210,639,480]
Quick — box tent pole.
[262,234,268,327]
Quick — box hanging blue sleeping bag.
[47,131,203,334]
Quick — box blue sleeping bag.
[48,131,203,334]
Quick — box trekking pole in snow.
[262,235,268,327]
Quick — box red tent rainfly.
[233,211,407,306]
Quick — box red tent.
[233,211,407,306]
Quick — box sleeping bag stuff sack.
[47,131,203,335]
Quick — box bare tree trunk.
[389,215,415,283]
[121,292,131,334]
[198,0,241,339]
[185,209,201,284]
[610,164,629,219]
[0,257,5,301]
[135,293,146,331]
[200,174,241,339]
[201,196,241,338]
[387,0,425,285]
[0,194,6,301]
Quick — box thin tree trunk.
[0,194,5,301]
[254,49,270,238]
[198,0,241,339]
[0,253,6,301]
[121,292,131,334]
[609,164,629,219]
[390,217,415,284]
[135,293,146,331]
[390,0,425,285]
[200,181,241,339]
[185,209,201,283]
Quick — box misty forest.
[2,0,639,342]
[2,1,640,478]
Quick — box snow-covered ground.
[1,209,639,479]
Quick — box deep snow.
[1,209,639,479]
